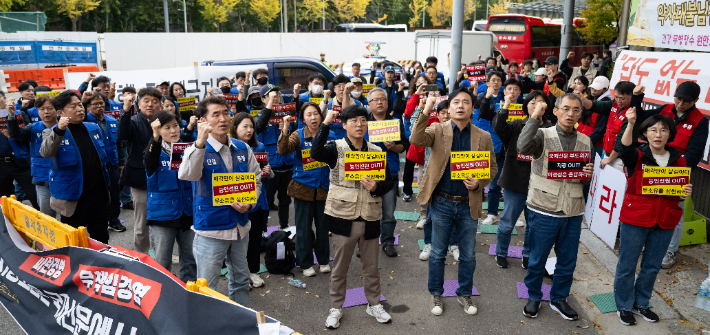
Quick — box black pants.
[402,158,416,196]
[61,192,109,244]
[247,208,267,273]
[0,159,38,210]
[267,169,292,227]
[107,165,121,225]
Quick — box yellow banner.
[368,120,401,142]
[178,96,196,112]
[506,104,526,121]
[641,166,690,196]
[343,151,386,180]
[36,91,60,98]
[309,97,323,104]
[212,173,257,206]
[363,84,376,97]
[450,151,491,179]
[302,148,327,170]
[250,109,260,117]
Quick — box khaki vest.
[526,127,591,216]
[324,139,383,221]
[567,67,597,90]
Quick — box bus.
[335,23,408,32]
[485,14,602,66]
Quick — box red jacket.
[577,113,603,147]
[603,101,628,153]
[405,94,439,165]
[659,104,705,155]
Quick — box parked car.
[339,58,409,88]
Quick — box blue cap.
[259,84,281,98]
[385,65,395,73]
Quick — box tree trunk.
[105,3,109,31]
[77,15,82,31]
[71,19,77,31]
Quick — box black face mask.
[250,98,263,107]
[220,86,231,94]
[257,77,268,86]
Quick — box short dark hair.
[340,105,368,124]
[168,82,186,100]
[90,91,106,102]
[34,95,55,109]
[252,68,268,79]
[436,100,450,113]
[603,50,611,56]
[235,71,246,80]
[640,114,677,143]
[194,96,228,119]
[509,61,519,69]
[299,102,323,122]
[614,81,636,96]
[573,75,590,88]
[449,89,475,104]
[503,78,522,90]
[523,60,534,67]
[216,76,231,85]
[54,90,81,111]
[352,62,361,68]
[487,71,504,82]
[426,56,438,64]
[0,91,5,97]
[522,90,549,116]
[425,65,438,73]
[25,80,38,88]
[332,74,350,85]
[138,87,163,101]
[92,75,111,89]
[580,52,593,60]
[122,86,136,95]
[18,82,34,92]
[309,73,327,84]
[35,86,51,93]
[229,112,259,147]
[151,110,178,128]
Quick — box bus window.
[486,16,526,35]
[531,26,561,47]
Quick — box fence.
[0,12,46,33]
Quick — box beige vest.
[567,67,597,90]
[324,139,383,221]
[526,127,591,216]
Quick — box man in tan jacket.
[410,89,497,317]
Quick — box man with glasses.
[40,90,111,243]
[82,75,122,113]
[366,88,409,257]
[377,66,407,120]
[517,93,594,321]
[323,74,362,139]
[84,92,126,233]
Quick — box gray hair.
[367,87,388,100]
[555,92,583,108]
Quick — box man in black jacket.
[117,87,162,253]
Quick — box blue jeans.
[193,233,250,306]
[666,200,685,253]
[614,222,674,311]
[487,153,505,216]
[423,204,459,246]
[294,198,329,268]
[150,225,197,283]
[35,184,56,218]
[120,186,132,204]
[428,195,478,296]
[524,211,583,302]
[380,182,398,244]
[496,189,530,257]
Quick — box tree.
[488,0,507,16]
[372,13,386,23]
[251,0,280,31]
[408,0,426,27]
[56,0,101,31]
[427,0,451,26]
[579,0,623,45]
[198,0,241,31]
[334,0,370,23]
[298,0,325,29]
[1,0,26,12]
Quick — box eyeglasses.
[559,107,582,115]
[370,98,387,103]
[90,102,105,107]
[647,128,669,134]
[346,119,367,125]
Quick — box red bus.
[485,14,602,66]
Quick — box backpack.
[264,230,295,274]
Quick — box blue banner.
[0,41,97,66]
[0,41,36,65]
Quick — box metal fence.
[0,12,46,33]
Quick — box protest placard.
[507,104,525,121]
[450,151,491,179]
[331,105,343,125]
[641,166,691,196]
[178,97,196,112]
[254,152,269,177]
[589,165,627,247]
[0,109,24,132]
[36,91,60,98]
[466,64,486,81]
[269,103,297,125]
[309,97,323,104]
[626,0,710,52]
[224,94,239,108]
[547,151,590,179]
[302,148,327,170]
[363,84,375,97]
[368,120,401,142]
[344,151,386,180]
[517,152,533,162]
[212,173,257,206]
[169,143,192,170]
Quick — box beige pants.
[131,188,150,253]
[417,164,427,218]
[330,221,381,309]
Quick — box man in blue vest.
[425,56,447,90]
[40,90,111,243]
[1,93,39,210]
[91,76,123,112]
[178,96,263,306]
[377,67,407,120]
[6,94,58,216]
[16,82,39,123]
[84,91,126,233]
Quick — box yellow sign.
[506,104,526,121]
[36,91,61,98]
[343,151,386,180]
[302,148,327,170]
[212,173,257,206]
[367,120,401,142]
[178,96,196,112]
[641,166,690,196]
[363,84,376,97]
[309,97,323,104]
[450,151,491,179]
[250,109,260,117]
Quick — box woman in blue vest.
[277,102,335,277]
[144,110,196,283]
[162,95,197,142]
[230,112,272,288]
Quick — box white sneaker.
[419,243,432,261]
[416,218,426,229]
[482,214,500,225]
[319,264,331,273]
[449,245,460,261]
[515,220,525,227]
[250,273,264,288]
[366,304,392,323]
[303,266,316,277]
[325,308,342,329]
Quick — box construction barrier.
[2,66,100,92]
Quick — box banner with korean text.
[626,0,710,52]
[641,166,691,196]
[450,151,491,179]
[269,103,297,125]
[254,152,270,177]
[212,173,257,206]
[609,50,710,170]
[587,165,628,248]
[506,104,525,121]
[546,151,590,179]
[343,152,386,180]
[368,120,401,142]
[177,97,196,112]
[169,143,192,170]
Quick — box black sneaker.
[495,256,508,268]
[550,300,578,320]
[523,300,541,318]
[522,256,529,269]
[356,247,361,258]
[269,204,279,211]
[108,221,126,232]
[383,243,398,257]
[618,310,637,325]
[403,194,413,202]
[632,308,659,322]
[122,201,134,210]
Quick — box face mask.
[311,85,323,95]
[250,98,262,107]
[257,77,268,86]
[351,91,362,98]
[220,86,231,94]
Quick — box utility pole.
[618,0,632,47]
[182,0,188,32]
[559,0,574,65]
[449,0,464,94]
[163,0,170,33]
[284,0,288,32]
[322,0,325,30]
[422,8,426,27]
[485,0,489,20]
[294,0,297,31]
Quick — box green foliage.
[579,0,623,45]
